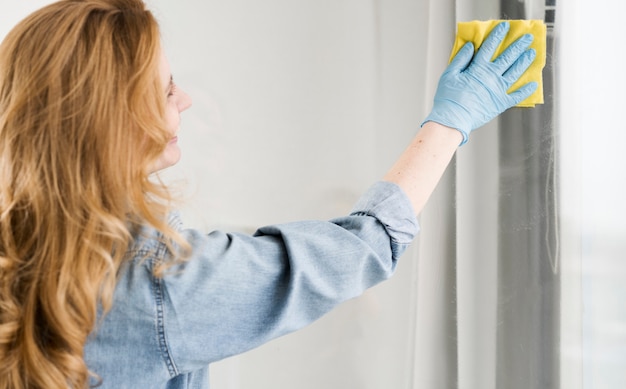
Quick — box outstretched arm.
[384,21,538,215]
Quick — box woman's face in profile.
[151,51,193,172]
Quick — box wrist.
[422,103,472,145]
[421,118,467,146]
[419,121,464,147]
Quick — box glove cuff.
[421,111,469,146]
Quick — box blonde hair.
[0,0,186,387]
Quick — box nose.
[177,89,193,112]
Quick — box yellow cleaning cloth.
[450,20,547,107]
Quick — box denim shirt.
[84,181,419,388]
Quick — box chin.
[152,146,182,172]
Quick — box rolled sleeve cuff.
[350,181,420,245]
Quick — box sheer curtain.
[454,1,625,388]
[455,0,562,388]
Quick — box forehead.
[159,50,171,87]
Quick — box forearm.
[383,121,462,215]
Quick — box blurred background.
[2,0,624,388]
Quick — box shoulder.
[124,211,184,268]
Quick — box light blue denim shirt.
[84,181,419,388]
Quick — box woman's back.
[0,1,183,387]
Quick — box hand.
[423,21,538,145]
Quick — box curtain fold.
[411,0,458,388]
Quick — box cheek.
[165,104,179,131]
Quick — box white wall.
[149,1,433,388]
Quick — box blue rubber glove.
[423,21,538,145]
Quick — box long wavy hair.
[0,0,187,387]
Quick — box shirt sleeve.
[159,181,419,372]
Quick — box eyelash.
[167,82,177,97]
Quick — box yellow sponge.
[450,20,547,107]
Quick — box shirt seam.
[150,246,180,378]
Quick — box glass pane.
[497,0,560,387]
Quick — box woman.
[0,0,536,388]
